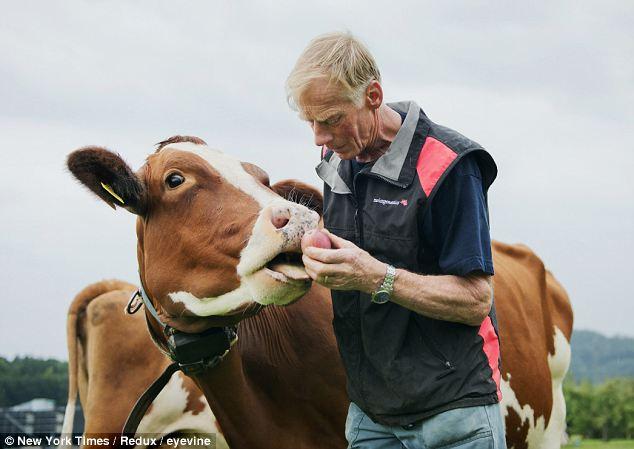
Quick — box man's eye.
[165,173,185,189]
[324,115,342,126]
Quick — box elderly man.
[286,32,506,449]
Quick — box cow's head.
[68,136,322,332]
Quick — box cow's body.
[493,242,573,449]
[179,243,573,449]
[68,136,572,449]
[61,280,228,449]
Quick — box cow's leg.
[543,327,571,448]
[500,326,571,449]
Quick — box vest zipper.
[352,172,365,248]
[353,208,365,248]
[351,170,367,406]
[414,319,456,380]
[425,338,455,378]
[428,345,455,380]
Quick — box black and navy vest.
[315,101,501,426]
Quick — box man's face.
[299,78,376,160]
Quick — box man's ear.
[271,179,323,216]
[365,80,383,110]
[67,146,147,215]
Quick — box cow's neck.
[191,287,347,449]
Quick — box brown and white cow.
[60,279,228,449]
[492,244,573,448]
[67,136,573,449]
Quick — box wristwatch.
[371,264,396,304]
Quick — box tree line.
[564,378,634,440]
[0,357,68,407]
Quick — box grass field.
[564,439,634,449]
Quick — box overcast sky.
[2,1,632,359]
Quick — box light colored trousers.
[345,402,507,449]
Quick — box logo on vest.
[373,198,408,207]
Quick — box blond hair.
[286,31,381,110]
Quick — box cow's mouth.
[264,252,310,284]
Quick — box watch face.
[371,291,390,304]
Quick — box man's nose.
[313,122,333,147]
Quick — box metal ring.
[126,290,143,315]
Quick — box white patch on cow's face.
[237,202,318,305]
[169,284,252,317]
[168,141,280,207]
[138,372,228,449]
[500,326,571,449]
[162,141,319,313]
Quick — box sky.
[1,1,632,359]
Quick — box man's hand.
[303,230,492,326]
[301,230,385,293]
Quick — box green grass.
[564,438,634,449]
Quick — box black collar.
[128,283,238,375]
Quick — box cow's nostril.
[272,216,290,229]
[271,208,291,229]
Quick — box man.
[286,32,506,449]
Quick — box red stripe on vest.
[478,316,502,401]
[415,137,457,196]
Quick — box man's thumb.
[323,229,356,249]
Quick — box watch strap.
[371,264,396,303]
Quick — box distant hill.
[568,329,634,383]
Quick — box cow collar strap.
[129,283,238,376]
[122,284,238,440]
[122,361,180,439]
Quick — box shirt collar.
[315,152,352,194]
[370,101,421,182]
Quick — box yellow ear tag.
[100,182,125,205]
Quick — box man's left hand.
[302,230,385,293]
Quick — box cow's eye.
[165,173,185,189]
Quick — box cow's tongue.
[268,262,310,281]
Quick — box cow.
[60,279,228,449]
[67,135,573,449]
[492,244,573,448]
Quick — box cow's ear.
[241,162,270,187]
[271,179,323,216]
[67,146,147,215]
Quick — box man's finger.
[302,255,349,283]
[303,247,348,263]
[323,229,357,249]
[302,255,328,280]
